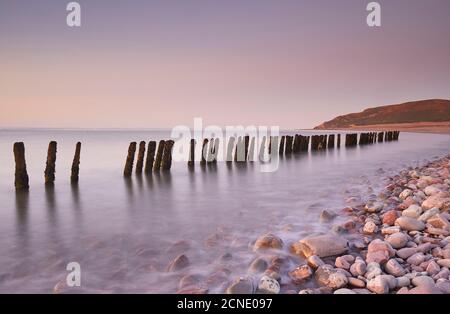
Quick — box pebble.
[365,201,383,213]
[382,210,399,226]
[335,255,355,270]
[298,234,348,258]
[253,234,283,251]
[385,259,406,277]
[363,221,378,234]
[288,265,313,283]
[436,280,450,293]
[418,208,440,222]
[315,265,348,290]
[166,254,190,272]
[402,205,423,218]
[381,226,401,235]
[258,275,280,294]
[437,259,450,268]
[407,253,426,266]
[248,257,268,274]
[367,275,396,294]
[365,262,382,280]
[226,277,255,294]
[396,276,410,288]
[350,259,366,277]
[426,261,441,276]
[366,239,395,264]
[348,277,366,288]
[386,232,408,249]
[307,255,325,269]
[320,209,337,222]
[428,214,450,230]
[395,216,425,231]
[399,189,413,200]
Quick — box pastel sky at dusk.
[1,0,450,129]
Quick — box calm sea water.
[0,129,449,293]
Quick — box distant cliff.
[314,99,450,130]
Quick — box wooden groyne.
[13,142,29,190]
[10,130,400,187]
[44,141,57,185]
[145,141,157,173]
[70,142,81,183]
[123,142,137,177]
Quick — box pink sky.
[1,0,450,129]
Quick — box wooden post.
[135,141,146,174]
[235,137,245,162]
[244,135,250,161]
[188,139,195,168]
[145,141,157,173]
[279,136,285,155]
[161,140,174,170]
[153,140,165,171]
[337,134,341,148]
[248,137,255,161]
[123,142,137,176]
[44,141,57,184]
[13,142,29,190]
[328,134,335,149]
[226,137,235,163]
[268,137,273,155]
[285,136,293,154]
[71,142,81,183]
[207,138,215,163]
[259,136,266,161]
[201,139,209,165]
[300,135,309,151]
[377,132,384,142]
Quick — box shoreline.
[226,154,450,294]
[313,121,450,134]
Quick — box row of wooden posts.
[12,131,400,190]
[13,141,81,191]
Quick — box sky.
[1,0,450,129]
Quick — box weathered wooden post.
[188,139,195,168]
[153,140,165,171]
[337,134,341,148]
[328,134,335,149]
[123,142,137,176]
[44,141,57,184]
[226,137,235,163]
[259,136,266,161]
[161,140,174,170]
[145,141,157,173]
[268,137,273,155]
[201,139,209,165]
[285,136,293,154]
[207,138,215,163]
[300,135,309,151]
[244,136,250,161]
[135,141,146,174]
[279,136,285,155]
[377,132,384,142]
[13,142,29,190]
[71,142,81,183]
[235,137,245,162]
[248,137,255,161]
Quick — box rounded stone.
[258,275,280,294]
[386,232,409,249]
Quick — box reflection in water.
[15,190,29,226]
[0,130,449,293]
[71,182,80,210]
